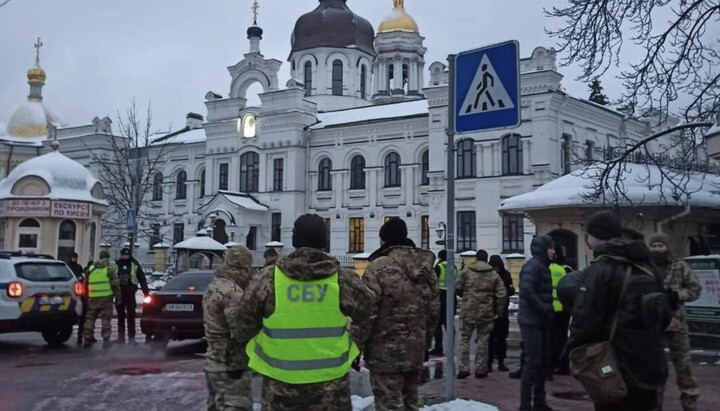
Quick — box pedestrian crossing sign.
[454,40,521,133]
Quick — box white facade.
[2,0,695,266]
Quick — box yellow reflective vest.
[88,266,113,298]
[246,266,359,384]
[550,263,572,312]
[437,261,458,291]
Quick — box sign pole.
[445,53,457,401]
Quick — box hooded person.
[234,214,374,411]
[204,246,254,411]
[362,218,439,411]
[517,235,556,411]
[565,211,671,411]
[456,250,507,379]
[648,233,701,411]
[488,255,515,372]
[83,250,119,348]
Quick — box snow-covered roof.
[265,241,284,247]
[224,241,243,248]
[0,150,107,205]
[151,127,206,145]
[205,191,268,211]
[174,236,227,251]
[5,101,64,138]
[310,100,428,129]
[0,134,45,146]
[499,163,720,212]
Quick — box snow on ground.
[421,399,499,411]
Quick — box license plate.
[165,303,193,312]
[38,296,63,305]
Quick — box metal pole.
[445,53,457,401]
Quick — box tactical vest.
[550,263,571,312]
[120,261,139,286]
[88,266,113,298]
[246,266,359,384]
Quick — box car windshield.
[15,262,75,282]
[161,273,213,292]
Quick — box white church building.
[2,0,705,266]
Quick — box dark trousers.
[520,324,549,408]
[594,388,658,411]
[433,291,448,351]
[488,314,510,362]
[549,311,570,371]
[116,286,137,338]
[77,296,88,340]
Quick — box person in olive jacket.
[518,235,555,411]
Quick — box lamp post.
[435,222,447,246]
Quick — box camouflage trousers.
[658,331,700,411]
[458,320,494,374]
[262,374,351,411]
[205,370,253,411]
[370,371,419,411]
[83,296,114,340]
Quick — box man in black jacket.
[518,235,555,411]
[564,210,670,411]
[115,248,150,344]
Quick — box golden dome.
[378,0,419,33]
[27,67,46,83]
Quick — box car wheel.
[42,325,73,346]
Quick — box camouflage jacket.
[232,248,375,356]
[362,245,439,373]
[203,247,253,372]
[456,261,507,324]
[656,256,701,333]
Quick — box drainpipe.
[656,204,691,233]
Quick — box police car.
[0,251,83,345]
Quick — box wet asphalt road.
[0,332,209,411]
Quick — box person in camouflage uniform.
[204,246,254,411]
[649,233,701,411]
[234,214,374,411]
[456,250,507,379]
[362,218,439,411]
[83,250,119,348]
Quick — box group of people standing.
[66,248,150,348]
[518,210,701,411]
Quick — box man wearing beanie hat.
[235,214,374,411]
[83,250,119,348]
[564,210,671,411]
[362,218,439,410]
[649,233,701,411]
[204,246,254,410]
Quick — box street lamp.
[207,212,218,239]
[436,222,447,240]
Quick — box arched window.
[388,64,394,90]
[17,218,41,251]
[304,61,313,97]
[421,150,430,185]
[199,169,206,198]
[318,158,333,191]
[457,139,476,178]
[240,152,259,192]
[502,134,523,175]
[402,63,409,92]
[384,152,401,187]
[57,220,76,262]
[152,173,163,201]
[332,60,343,96]
[175,170,187,200]
[360,65,367,99]
[350,155,366,190]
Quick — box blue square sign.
[454,40,521,134]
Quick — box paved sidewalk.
[419,358,720,411]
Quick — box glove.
[667,289,680,311]
[351,356,361,372]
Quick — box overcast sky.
[1,0,622,131]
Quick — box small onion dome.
[291,0,376,56]
[247,24,263,39]
[378,0,419,33]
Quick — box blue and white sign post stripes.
[445,41,521,401]
[126,208,136,233]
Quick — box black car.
[140,270,213,348]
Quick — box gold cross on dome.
[34,37,43,66]
[252,1,259,24]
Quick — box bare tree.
[546,0,719,209]
[0,0,15,8]
[86,100,175,254]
